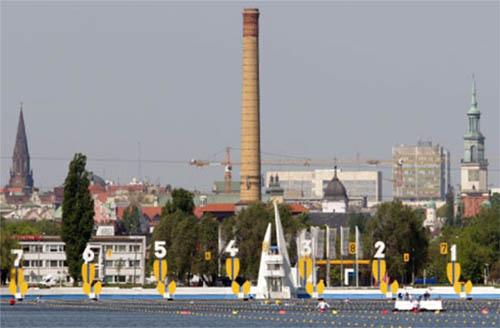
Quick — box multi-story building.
[392,141,450,201]
[18,235,146,285]
[264,169,382,203]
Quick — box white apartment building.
[265,169,382,203]
[18,235,147,285]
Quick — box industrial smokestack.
[240,8,261,204]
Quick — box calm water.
[1,299,499,327]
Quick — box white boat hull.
[394,300,443,311]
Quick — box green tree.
[454,204,500,283]
[436,205,447,219]
[424,225,460,283]
[425,197,500,284]
[491,193,500,214]
[364,200,429,284]
[168,214,198,283]
[123,205,142,235]
[3,219,61,236]
[445,186,455,226]
[151,189,198,284]
[348,213,368,234]
[191,216,219,285]
[61,153,95,285]
[164,188,194,214]
[0,218,19,285]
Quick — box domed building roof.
[90,173,106,188]
[323,166,348,201]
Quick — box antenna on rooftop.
[137,141,142,182]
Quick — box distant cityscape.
[1,7,498,287]
[1,75,495,223]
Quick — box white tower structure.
[255,202,296,299]
[460,76,488,192]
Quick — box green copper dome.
[468,104,480,115]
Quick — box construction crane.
[223,147,232,193]
[190,150,397,193]
[190,154,395,168]
[190,147,234,193]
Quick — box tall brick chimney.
[240,8,261,204]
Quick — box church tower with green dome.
[460,76,488,193]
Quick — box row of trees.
[362,201,429,284]
[151,189,216,285]
[426,194,500,283]
[150,193,433,286]
[358,196,499,285]
[150,189,308,285]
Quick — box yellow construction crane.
[190,154,394,168]
[190,149,398,192]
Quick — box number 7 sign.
[440,243,448,255]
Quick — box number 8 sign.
[349,242,356,255]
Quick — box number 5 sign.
[155,241,167,259]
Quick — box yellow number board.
[403,253,410,263]
[349,242,356,255]
[440,242,448,255]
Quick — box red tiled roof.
[106,185,145,193]
[288,203,309,214]
[89,184,106,193]
[116,205,162,219]
[142,206,162,218]
[194,203,236,218]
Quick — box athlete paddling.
[316,299,330,313]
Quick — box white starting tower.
[255,201,297,299]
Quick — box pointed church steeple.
[8,103,34,193]
[468,74,479,114]
[463,75,485,163]
[14,104,30,161]
[461,75,488,193]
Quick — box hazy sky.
[1,1,499,196]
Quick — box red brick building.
[461,193,490,218]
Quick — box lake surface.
[1,299,499,327]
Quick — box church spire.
[14,103,29,158]
[460,75,488,194]
[468,74,480,116]
[470,74,478,108]
[8,103,34,193]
